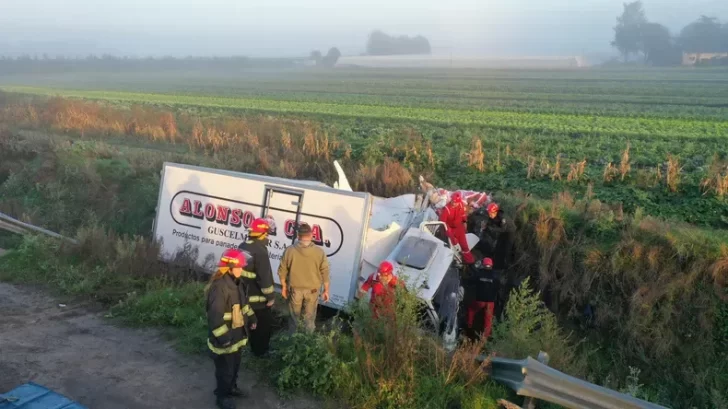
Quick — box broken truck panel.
[0,382,88,409]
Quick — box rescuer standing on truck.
[440,191,475,264]
[278,223,330,333]
[205,249,257,409]
[357,261,405,319]
[465,257,499,339]
[237,218,276,357]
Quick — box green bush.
[111,283,208,354]
[489,277,584,375]
[270,331,349,398]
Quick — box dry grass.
[620,143,631,181]
[353,159,414,197]
[462,136,485,172]
[603,162,619,183]
[539,155,551,177]
[700,155,728,198]
[551,154,563,181]
[567,159,586,183]
[666,155,682,193]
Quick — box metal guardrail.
[482,351,669,409]
[0,212,77,244]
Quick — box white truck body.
[152,162,372,309]
[153,162,477,344]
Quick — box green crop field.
[1,67,727,226]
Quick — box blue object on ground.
[0,382,88,409]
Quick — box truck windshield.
[394,237,437,270]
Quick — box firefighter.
[357,261,405,319]
[205,248,257,409]
[480,202,516,270]
[465,257,499,339]
[237,218,276,357]
[439,191,475,264]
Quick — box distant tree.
[612,1,647,61]
[321,47,341,68]
[641,23,681,66]
[366,30,431,56]
[310,50,322,64]
[679,16,724,53]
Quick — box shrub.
[270,331,349,397]
[489,277,584,375]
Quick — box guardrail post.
[522,351,550,409]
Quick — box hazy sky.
[1,0,726,58]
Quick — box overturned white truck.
[152,162,480,348]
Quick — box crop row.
[4,86,727,140]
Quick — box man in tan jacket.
[278,223,330,333]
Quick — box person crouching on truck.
[205,248,257,409]
[440,191,475,264]
[357,261,405,319]
[465,257,499,339]
[237,218,276,358]
[278,222,330,334]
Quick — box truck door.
[262,186,304,244]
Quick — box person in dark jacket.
[206,248,257,409]
[480,202,516,270]
[238,218,276,357]
[465,257,500,339]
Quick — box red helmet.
[487,202,500,214]
[451,191,463,203]
[249,218,270,236]
[483,257,493,268]
[378,261,394,276]
[218,248,247,268]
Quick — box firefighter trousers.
[467,301,495,339]
[249,307,273,356]
[212,350,242,397]
[449,226,475,264]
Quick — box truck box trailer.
[152,162,373,309]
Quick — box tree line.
[612,1,728,66]
[365,30,431,56]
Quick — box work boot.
[229,385,249,398]
[216,396,237,409]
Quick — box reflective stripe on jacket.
[206,273,257,355]
[238,238,276,309]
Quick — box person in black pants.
[206,249,257,409]
[238,217,276,357]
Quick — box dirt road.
[0,282,317,409]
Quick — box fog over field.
[1,0,726,58]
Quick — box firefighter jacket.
[238,238,276,310]
[361,273,405,318]
[482,210,516,246]
[439,202,467,242]
[206,273,257,355]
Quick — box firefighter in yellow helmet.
[205,248,257,409]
